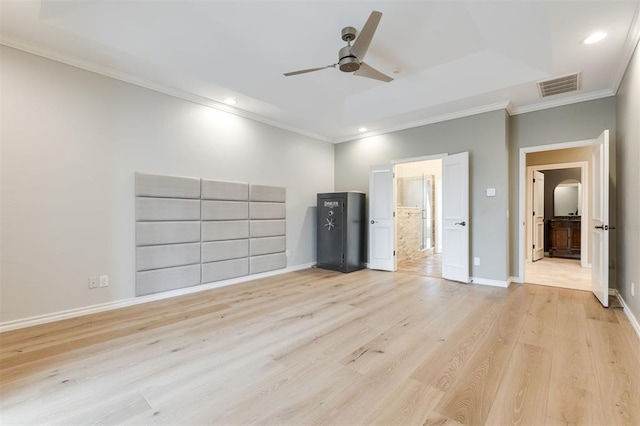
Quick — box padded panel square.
[136,242,201,272]
[249,220,286,237]
[202,220,249,241]
[202,201,249,220]
[136,221,200,246]
[136,264,201,296]
[250,202,286,220]
[250,253,286,274]
[135,173,200,199]
[250,236,286,256]
[250,185,286,202]
[202,180,248,201]
[202,258,249,283]
[136,198,200,221]
[202,240,249,263]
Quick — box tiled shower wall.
[135,173,286,296]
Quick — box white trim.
[511,275,524,284]
[470,277,510,288]
[334,101,511,144]
[391,153,448,164]
[611,0,640,94]
[0,263,315,333]
[511,90,615,115]
[0,37,330,143]
[613,289,640,340]
[518,139,598,286]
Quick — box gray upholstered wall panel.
[136,264,201,296]
[136,198,201,221]
[250,185,286,202]
[249,220,286,238]
[136,242,201,272]
[250,236,286,256]
[136,222,200,246]
[135,173,201,199]
[202,240,249,263]
[202,180,249,201]
[202,258,249,283]
[250,202,286,220]
[250,253,287,274]
[202,200,249,220]
[202,220,249,241]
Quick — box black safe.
[317,192,366,273]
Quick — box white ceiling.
[2,0,639,142]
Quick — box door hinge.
[393,250,396,256]
[533,178,535,183]
[532,211,535,216]
[393,211,396,217]
[533,244,535,249]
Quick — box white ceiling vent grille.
[537,73,582,98]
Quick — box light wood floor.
[1,268,639,425]
[525,257,592,291]
[398,253,442,278]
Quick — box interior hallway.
[525,257,592,291]
[398,253,442,278]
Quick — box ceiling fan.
[284,11,393,83]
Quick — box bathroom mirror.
[554,180,581,216]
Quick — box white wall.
[0,46,335,323]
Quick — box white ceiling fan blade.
[354,62,393,82]
[350,11,382,60]
[284,65,335,77]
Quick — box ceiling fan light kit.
[284,11,393,83]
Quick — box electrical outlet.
[88,277,98,289]
[99,275,109,288]
[632,282,635,297]
[474,257,480,266]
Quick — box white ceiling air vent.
[537,73,582,98]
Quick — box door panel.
[532,170,545,261]
[591,130,609,307]
[442,152,469,283]
[368,164,395,271]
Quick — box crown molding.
[510,89,615,115]
[0,36,331,143]
[610,0,640,94]
[333,101,512,144]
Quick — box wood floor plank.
[484,342,552,425]
[1,269,639,425]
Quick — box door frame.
[525,161,589,268]
[517,139,597,283]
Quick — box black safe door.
[317,196,344,267]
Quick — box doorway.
[521,146,593,291]
[395,159,443,278]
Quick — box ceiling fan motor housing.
[338,45,360,72]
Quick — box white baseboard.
[0,262,315,333]
[612,289,640,340]
[470,277,510,288]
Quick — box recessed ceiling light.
[223,98,237,106]
[358,127,367,132]
[583,32,607,45]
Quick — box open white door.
[532,170,545,261]
[368,164,395,271]
[442,152,469,283]
[591,130,610,307]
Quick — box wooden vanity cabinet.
[548,218,581,259]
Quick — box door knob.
[370,220,376,224]
[455,221,466,226]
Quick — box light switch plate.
[486,188,496,197]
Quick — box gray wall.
[616,40,640,322]
[508,97,617,279]
[0,46,334,322]
[335,110,510,282]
